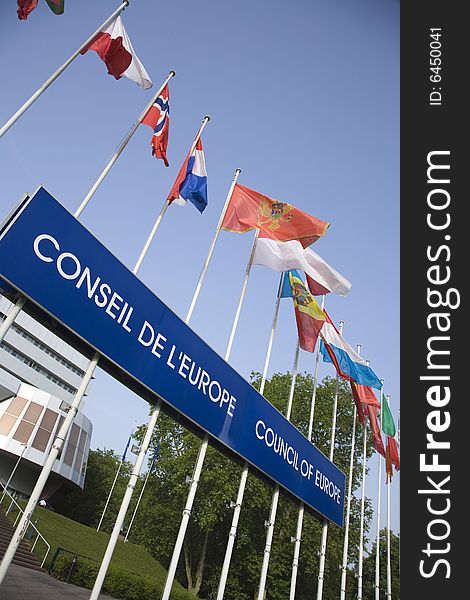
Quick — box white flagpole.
[257,340,300,600]
[124,443,159,543]
[90,172,244,600]
[0,442,28,502]
[0,296,25,344]
[74,70,177,219]
[0,1,131,140]
[161,232,261,600]
[216,271,285,600]
[96,459,123,532]
[316,321,344,600]
[374,382,385,600]
[89,400,162,599]
[386,394,392,600]
[339,344,361,600]
[357,360,371,600]
[185,168,241,323]
[96,429,134,532]
[0,73,176,346]
[133,115,211,274]
[289,294,325,600]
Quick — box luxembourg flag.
[320,311,382,390]
[167,139,208,213]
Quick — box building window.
[12,401,44,444]
[0,313,85,378]
[31,408,58,452]
[74,428,88,475]
[0,342,77,395]
[63,423,80,467]
[0,396,28,436]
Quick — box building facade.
[0,295,93,497]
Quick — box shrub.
[50,553,197,600]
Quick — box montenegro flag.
[222,184,330,248]
[288,271,326,352]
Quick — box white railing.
[0,481,51,568]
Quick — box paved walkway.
[0,563,116,599]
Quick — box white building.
[0,295,93,497]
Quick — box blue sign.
[0,187,345,526]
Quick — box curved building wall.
[0,383,92,497]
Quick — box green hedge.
[51,554,196,600]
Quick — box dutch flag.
[167,139,208,213]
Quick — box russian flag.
[167,139,208,213]
[320,311,382,390]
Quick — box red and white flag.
[81,16,152,90]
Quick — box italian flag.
[381,395,400,479]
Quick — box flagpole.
[0,166,192,583]
[316,321,344,600]
[0,442,28,502]
[89,400,162,600]
[0,78,178,347]
[339,344,361,600]
[185,168,241,323]
[161,231,261,600]
[74,70,177,219]
[0,1,131,140]
[216,271,285,600]
[375,382,385,600]
[257,339,300,600]
[91,170,247,600]
[0,296,25,344]
[357,360,370,600]
[124,440,160,543]
[289,294,325,600]
[123,464,151,543]
[96,429,134,532]
[386,395,392,600]
[132,115,211,273]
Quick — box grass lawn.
[12,502,193,597]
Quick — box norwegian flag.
[142,84,170,166]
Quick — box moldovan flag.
[320,312,383,390]
[17,0,64,19]
[280,269,303,298]
[288,271,326,352]
[80,16,153,89]
[252,238,351,296]
[142,85,170,166]
[222,184,330,247]
[167,139,208,212]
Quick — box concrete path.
[0,563,116,599]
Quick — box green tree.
[51,448,133,530]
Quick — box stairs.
[0,507,45,571]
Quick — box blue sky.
[0,0,399,535]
